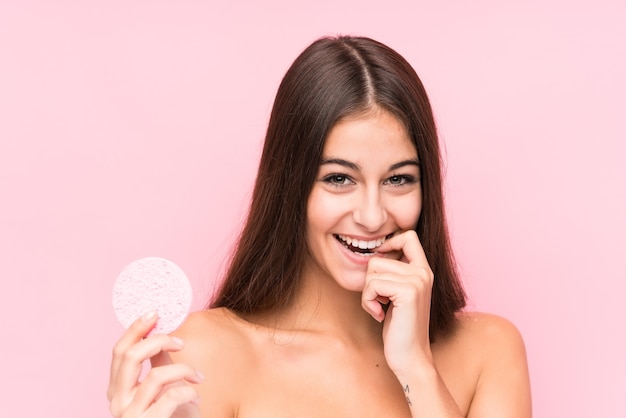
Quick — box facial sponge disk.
[113,257,192,335]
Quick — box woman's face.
[305,109,422,291]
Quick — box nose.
[353,187,387,232]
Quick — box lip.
[335,232,395,251]
[337,232,395,242]
[333,234,384,266]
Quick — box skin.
[108,109,532,417]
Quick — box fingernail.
[142,311,157,322]
[171,336,184,347]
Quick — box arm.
[395,314,531,417]
[466,314,532,417]
[395,363,464,417]
[362,232,531,416]
[362,231,463,417]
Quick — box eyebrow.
[320,157,420,172]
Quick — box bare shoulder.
[435,311,527,363]
[169,308,254,416]
[171,308,253,366]
[173,308,248,345]
[454,311,526,348]
[451,311,532,418]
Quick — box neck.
[269,260,383,345]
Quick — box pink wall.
[1,1,624,416]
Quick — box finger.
[367,256,416,276]
[147,385,200,417]
[376,295,390,305]
[128,363,204,415]
[362,278,402,322]
[362,277,422,321]
[367,258,433,290]
[108,311,158,400]
[362,296,385,323]
[113,335,186,402]
[364,277,420,303]
[377,230,428,266]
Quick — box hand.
[361,230,434,373]
[108,312,204,418]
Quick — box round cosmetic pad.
[113,257,192,335]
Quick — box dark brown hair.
[211,36,466,339]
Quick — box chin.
[334,270,368,292]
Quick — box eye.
[322,174,355,186]
[384,175,416,186]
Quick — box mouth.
[333,233,394,256]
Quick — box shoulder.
[454,311,526,347]
[171,308,253,363]
[451,311,532,417]
[436,311,526,356]
[169,308,255,414]
[449,311,528,376]
[174,308,246,340]
[170,309,258,382]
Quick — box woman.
[108,36,531,417]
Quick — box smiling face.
[304,109,422,291]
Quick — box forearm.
[396,365,463,418]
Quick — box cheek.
[306,188,349,230]
[306,189,326,233]
[306,191,334,246]
[391,193,422,229]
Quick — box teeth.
[337,234,386,250]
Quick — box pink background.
[1,1,624,417]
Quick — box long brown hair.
[211,36,466,339]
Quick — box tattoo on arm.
[404,384,412,406]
